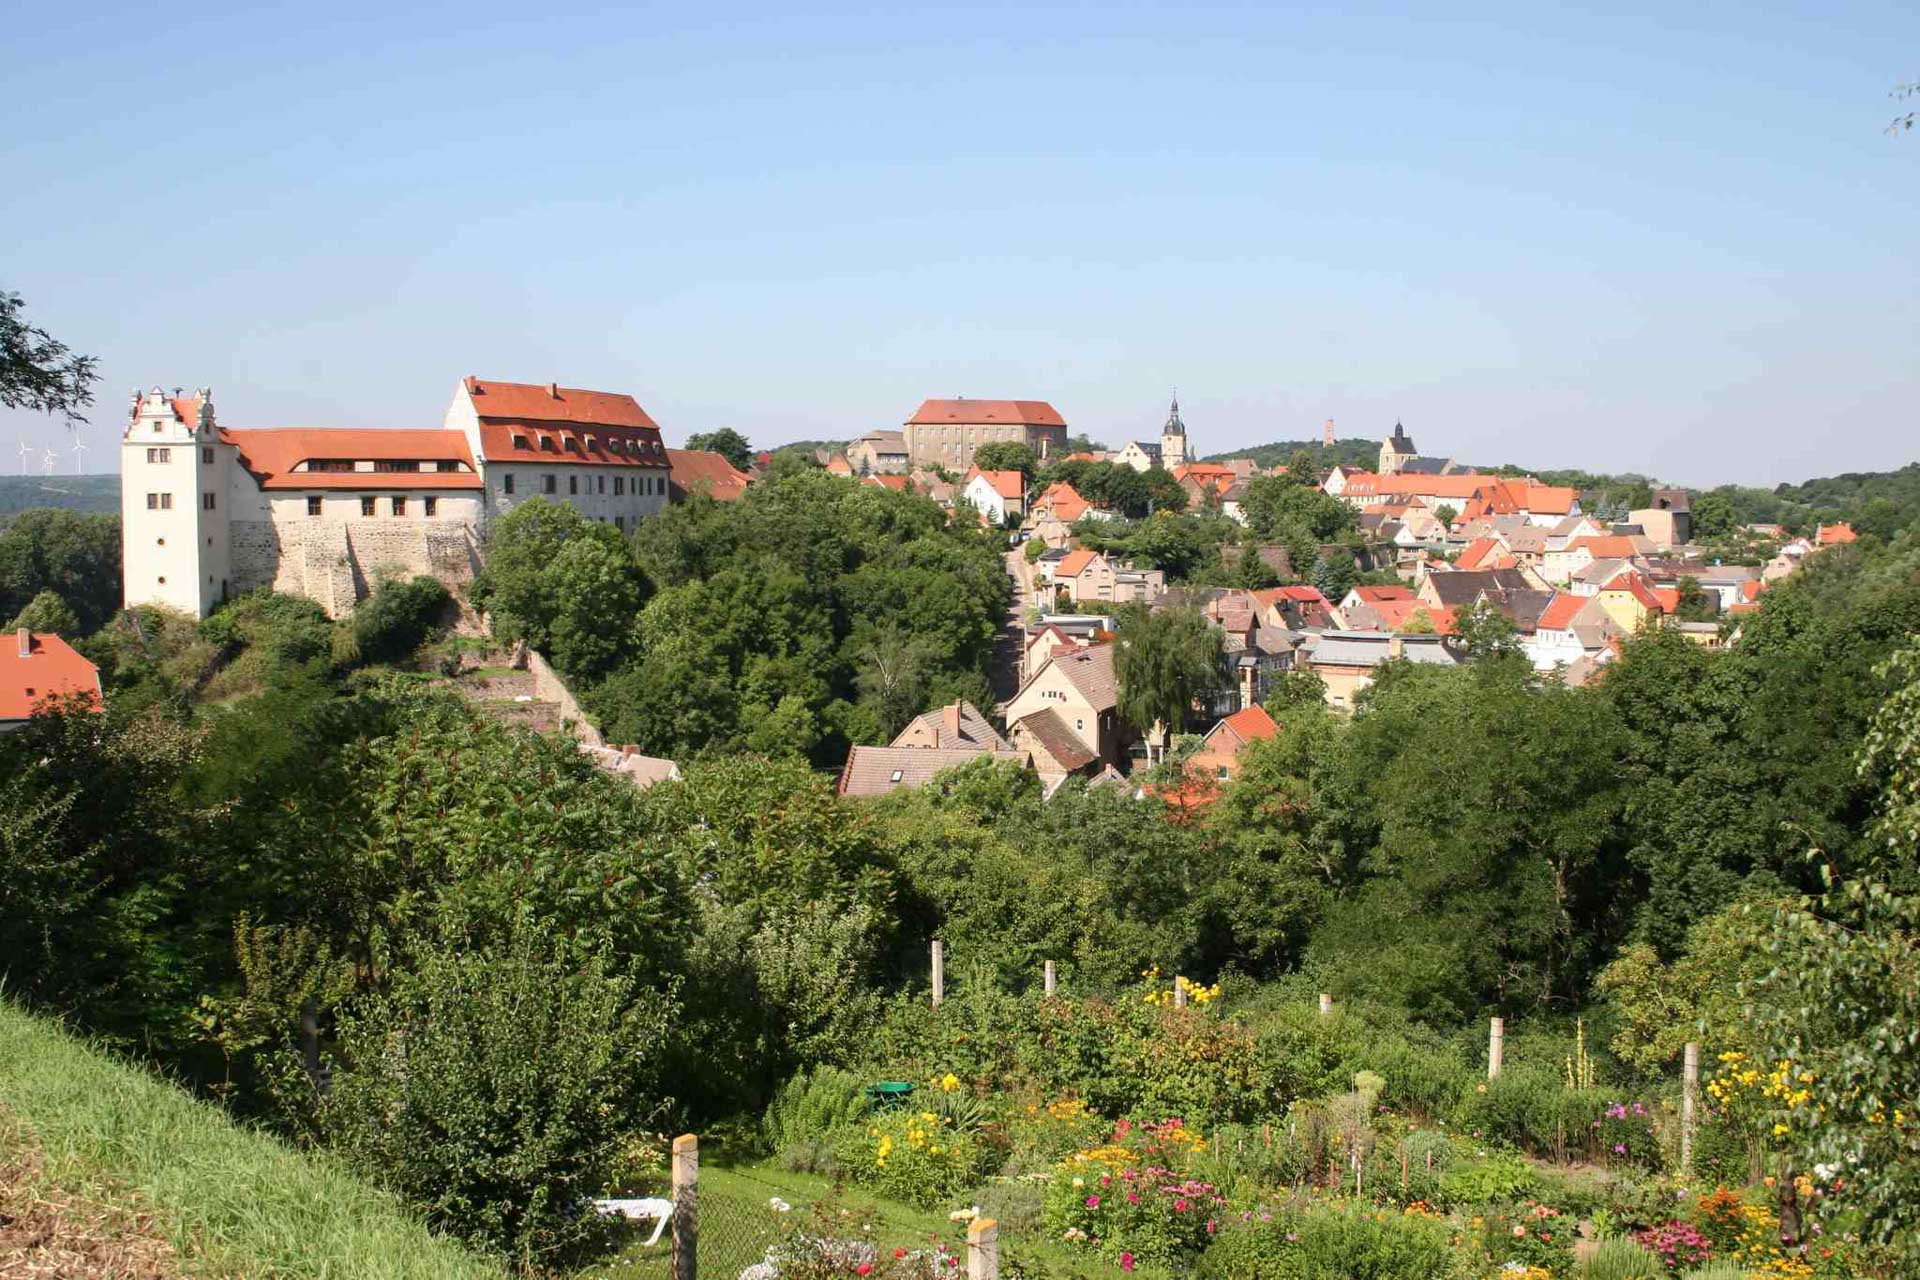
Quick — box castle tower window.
[424,497,437,517]
[360,496,375,517]
[503,473,515,495]
[201,492,216,511]
[569,475,579,495]
[147,448,171,463]
[392,496,407,516]
[202,447,214,464]
[543,474,556,495]
[307,496,322,517]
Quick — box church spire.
[1164,389,1184,435]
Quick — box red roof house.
[1,629,101,729]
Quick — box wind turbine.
[15,440,29,476]
[41,447,57,477]
[71,439,89,475]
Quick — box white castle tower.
[120,386,232,616]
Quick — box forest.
[2,460,1918,1276]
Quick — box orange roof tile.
[1605,570,1665,613]
[1034,482,1091,521]
[1,631,101,722]
[1536,594,1588,631]
[966,468,1026,499]
[907,399,1066,427]
[1457,537,1502,570]
[1055,549,1098,578]
[1816,522,1857,545]
[1217,704,1279,745]
[221,428,483,490]
[464,377,657,429]
[1522,484,1578,515]
[864,473,911,492]
[1570,535,1640,559]
[1352,585,1415,604]
[667,448,752,501]
[1371,600,1457,634]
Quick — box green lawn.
[0,1001,508,1280]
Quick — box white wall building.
[120,377,672,619]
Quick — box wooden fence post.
[1043,960,1057,997]
[1682,1042,1699,1173]
[967,1217,1000,1280]
[1318,993,1333,1016]
[1488,1017,1505,1080]
[931,940,945,1008]
[1173,976,1188,1010]
[671,1133,698,1280]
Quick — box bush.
[1195,1201,1452,1279]
[764,1067,871,1152]
[1456,1066,1567,1154]
[1578,1238,1663,1279]
[314,932,676,1266]
[1438,1151,1539,1207]
[351,575,449,666]
[1044,1121,1225,1270]
[1465,1201,1577,1275]
[837,1105,995,1209]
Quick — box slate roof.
[894,700,1013,751]
[1423,568,1537,607]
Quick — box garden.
[593,967,1879,1280]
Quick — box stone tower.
[1379,422,1416,476]
[1160,393,1188,471]
[120,386,231,617]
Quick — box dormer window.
[563,437,580,453]
[512,434,530,451]
[538,436,555,452]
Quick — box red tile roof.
[1371,600,1457,634]
[1536,593,1588,631]
[1,631,101,722]
[864,473,911,492]
[1456,537,1502,570]
[1055,549,1099,578]
[221,428,483,490]
[825,454,854,475]
[464,377,657,429]
[464,378,667,470]
[666,448,752,501]
[1033,482,1091,521]
[1352,585,1414,604]
[1570,535,1640,559]
[966,468,1026,500]
[908,399,1065,427]
[1215,704,1278,746]
[1605,570,1666,613]
[1816,522,1857,545]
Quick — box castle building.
[902,398,1067,471]
[1377,422,1457,477]
[121,377,670,619]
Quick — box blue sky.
[2,2,1914,486]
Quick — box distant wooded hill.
[0,474,119,521]
[1200,438,1380,471]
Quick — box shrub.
[838,1106,994,1209]
[764,1066,871,1152]
[1457,1066,1567,1154]
[1194,1201,1453,1280]
[313,932,676,1266]
[1586,1098,1662,1169]
[352,575,449,666]
[1631,1221,1713,1273]
[1465,1201,1577,1275]
[1044,1118,1224,1268]
[1438,1151,1539,1207]
[1578,1238,1663,1279]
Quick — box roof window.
[538,436,555,452]
[563,437,580,453]
[512,434,530,450]
[890,769,904,783]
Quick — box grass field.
[0,1001,508,1279]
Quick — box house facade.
[903,399,1067,471]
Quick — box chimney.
[547,382,560,399]
[16,627,31,658]
[942,703,962,742]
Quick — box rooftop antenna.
[71,439,89,475]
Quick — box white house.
[961,468,1026,525]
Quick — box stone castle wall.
[230,516,479,619]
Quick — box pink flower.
[1086,1195,1101,1208]
[1174,1199,1189,1212]
[1100,1174,1112,1187]
[1206,1220,1217,1234]
[1126,1193,1139,1204]
[856,1267,873,1277]
[1119,1252,1136,1272]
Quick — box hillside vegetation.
[0,1000,507,1279]
[0,473,118,521]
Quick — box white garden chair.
[591,1196,674,1246]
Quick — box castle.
[901,398,1069,471]
[120,377,671,619]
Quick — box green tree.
[972,441,1038,478]
[1311,552,1357,603]
[545,536,644,678]
[348,575,448,666]
[1285,448,1320,486]
[684,427,753,470]
[0,508,121,631]
[1,290,97,424]
[7,589,79,635]
[1673,575,1718,622]
[1433,503,1458,527]
[1113,604,1223,750]
[316,930,677,1266]
[1691,490,1737,542]
[1263,666,1327,711]
[1453,599,1520,662]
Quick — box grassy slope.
[0,1001,507,1280]
[0,473,119,519]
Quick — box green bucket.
[864,1081,916,1110]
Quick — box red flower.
[894,1249,907,1259]
[1119,1252,1136,1272]
[856,1266,873,1276]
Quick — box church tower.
[1159,393,1188,471]
[1379,421,1416,476]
